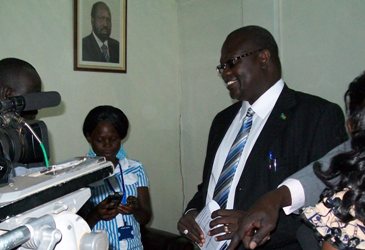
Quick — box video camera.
[0,91,114,250]
[0,91,60,184]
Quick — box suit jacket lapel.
[234,85,297,208]
[212,102,242,154]
[202,102,241,183]
[250,85,296,157]
[211,86,297,176]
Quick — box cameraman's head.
[0,58,42,120]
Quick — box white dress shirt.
[92,32,109,51]
[279,178,305,214]
[206,79,285,208]
[280,140,351,215]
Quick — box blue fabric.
[87,146,148,250]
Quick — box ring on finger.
[183,229,189,235]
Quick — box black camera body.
[0,91,60,185]
[0,119,49,163]
[0,118,49,184]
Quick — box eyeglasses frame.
[216,48,264,74]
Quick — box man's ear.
[258,49,270,69]
[0,86,13,100]
[86,135,92,144]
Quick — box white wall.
[0,0,181,232]
[1,0,365,234]
[178,0,365,213]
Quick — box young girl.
[303,104,365,250]
[81,105,152,250]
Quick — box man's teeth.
[227,80,236,86]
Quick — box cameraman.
[0,57,45,176]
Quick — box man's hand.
[177,210,205,247]
[228,186,291,249]
[209,209,247,241]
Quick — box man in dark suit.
[82,1,119,63]
[177,25,347,250]
[227,72,365,250]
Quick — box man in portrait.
[82,1,120,63]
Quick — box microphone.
[0,91,61,113]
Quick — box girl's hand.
[118,196,138,214]
[94,197,120,221]
[117,188,152,226]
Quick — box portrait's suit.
[186,85,348,250]
[82,33,119,63]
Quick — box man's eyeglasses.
[216,49,263,74]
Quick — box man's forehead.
[221,37,252,59]
[95,6,110,16]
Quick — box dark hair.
[0,57,42,91]
[227,25,281,74]
[344,71,365,116]
[314,105,365,223]
[82,105,129,140]
[91,1,110,18]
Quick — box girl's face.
[87,121,122,165]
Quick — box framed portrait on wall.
[74,0,127,73]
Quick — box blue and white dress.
[88,147,149,250]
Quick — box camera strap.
[105,162,127,204]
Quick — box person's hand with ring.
[177,209,205,247]
[224,224,231,234]
[208,209,247,241]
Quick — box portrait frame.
[74,0,127,73]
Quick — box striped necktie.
[101,43,110,62]
[213,107,254,208]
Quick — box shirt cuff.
[278,178,305,215]
[184,208,198,215]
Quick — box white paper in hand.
[195,200,225,249]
